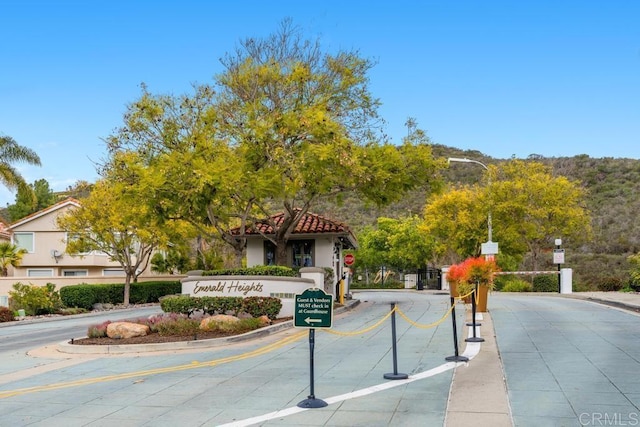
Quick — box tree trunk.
[220,233,245,268]
[123,275,131,306]
[275,240,288,266]
[233,246,244,268]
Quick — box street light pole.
[447,157,493,243]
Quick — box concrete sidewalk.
[446,312,512,426]
[445,291,640,427]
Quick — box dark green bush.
[0,306,14,322]
[242,296,283,320]
[131,281,182,304]
[161,295,283,319]
[60,284,96,310]
[160,295,199,317]
[532,275,559,292]
[201,266,297,277]
[200,296,243,316]
[597,277,624,292]
[61,281,182,309]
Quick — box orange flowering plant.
[449,256,500,295]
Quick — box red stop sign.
[344,254,355,266]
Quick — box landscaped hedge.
[532,275,559,292]
[597,277,625,292]
[201,266,297,277]
[60,281,182,309]
[161,295,283,320]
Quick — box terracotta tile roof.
[238,211,351,235]
[0,219,10,240]
[230,210,357,248]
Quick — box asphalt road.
[2,291,640,426]
[0,306,163,354]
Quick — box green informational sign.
[294,288,333,328]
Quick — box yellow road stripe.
[0,330,308,399]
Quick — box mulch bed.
[71,317,293,346]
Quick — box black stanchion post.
[445,296,469,362]
[384,302,409,380]
[466,286,482,326]
[297,328,328,408]
[465,284,485,343]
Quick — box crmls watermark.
[580,412,640,426]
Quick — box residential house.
[7,197,132,278]
[232,210,358,288]
[0,219,10,242]
[0,198,178,305]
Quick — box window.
[264,241,276,266]
[103,269,126,277]
[63,270,88,277]
[292,240,314,267]
[65,232,91,255]
[27,269,53,277]
[13,232,34,253]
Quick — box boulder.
[200,314,240,331]
[106,322,150,339]
[258,315,271,326]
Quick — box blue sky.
[1,1,638,207]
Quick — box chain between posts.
[395,304,455,329]
[323,307,397,336]
[323,297,468,336]
[455,289,475,301]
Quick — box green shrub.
[161,295,283,319]
[61,281,182,309]
[597,277,624,292]
[84,313,268,339]
[60,284,98,309]
[160,295,199,317]
[500,280,532,292]
[532,275,559,292]
[130,281,181,304]
[200,296,243,316]
[8,282,61,315]
[0,306,14,322]
[87,321,111,338]
[242,296,282,320]
[155,317,200,336]
[220,317,262,333]
[201,266,297,277]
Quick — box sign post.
[554,238,565,293]
[295,288,333,408]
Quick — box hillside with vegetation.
[315,145,640,290]
[2,144,637,291]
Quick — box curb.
[57,299,362,354]
[561,294,640,314]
